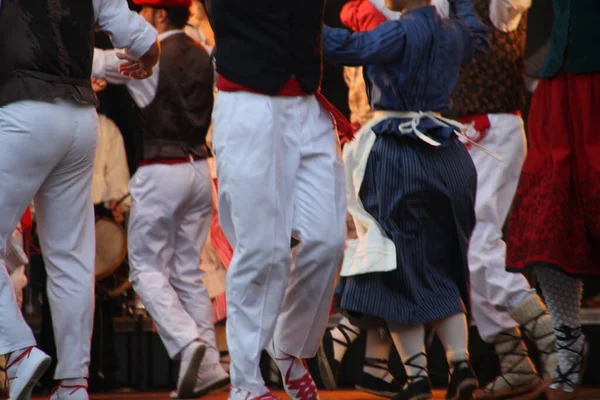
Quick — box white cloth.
[489,0,531,32]
[212,91,346,394]
[93,29,208,108]
[93,0,158,58]
[467,113,536,342]
[92,114,131,209]
[0,99,97,378]
[369,0,447,19]
[432,0,530,31]
[128,160,220,365]
[340,113,396,277]
[432,0,450,18]
[92,47,159,108]
[368,0,401,20]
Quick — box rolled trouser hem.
[0,339,37,356]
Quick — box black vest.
[139,33,214,161]
[0,0,96,107]
[208,0,324,95]
[450,0,527,117]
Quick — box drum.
[95,217,131,298]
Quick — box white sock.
[363,328,394,383]
[432,313,469,369]
[388,322,428,380]
[330,317,360,362]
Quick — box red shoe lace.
[278,357,318,400]
[50,382,88,397]
[6,347,34,371]
[4,346,35,387]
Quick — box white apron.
[340,111,501,277]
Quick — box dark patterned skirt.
[506,71,600,277]
[336,134,477,328]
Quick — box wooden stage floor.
[31,389,600,400]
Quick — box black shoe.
[391,353,432,400]
[316,324,358,390]
[391,377,432,400]
[316,329,341,389]
[446,360,478,400]
[355,358,402,398]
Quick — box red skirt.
[506,71,600,276]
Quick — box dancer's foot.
[545,326,588,400]
[391,353,432,400]
[355,357,402,398]
[446,360,478,400]
[177,341,206,398]
[510,295,557,380]
[475,328,542,399]
[5,346,51,400]
[49,379,89,400]
[316,323,359,390]
[170,362,230,398]
[267,341,319,400]
[228,387,281,400]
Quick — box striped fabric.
[337,135,477,326]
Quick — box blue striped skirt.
[336,134,477,327]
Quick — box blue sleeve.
[322,22,406,66]
[450,0,490,62]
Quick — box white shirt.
[92,30,186,109]
[428,0,531,32]
[94,0,159,59]
[368,0,402,20]
[93,27,215,109]
[488,0,531,32]
[368,0,449,20]
[93,115,131,210]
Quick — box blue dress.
[323,3,489,326]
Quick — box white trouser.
[468,113,536,342]
[212,91,346,393]
[0,99,97,378]
[128,160,220,365]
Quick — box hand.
[117,40,160,80]
[91,78,108,93]
[109,199,125,224]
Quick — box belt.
[139,155,206,167]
